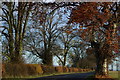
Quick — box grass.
[86,71,120,80]
[109,71,120,79]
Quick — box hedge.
[3,64,28,77]
[2,64,43,77]
[41,65,56,74]
[2,64,93,78]
[63,67,69,72]
[55,66,64,73]
[73,68,79,72]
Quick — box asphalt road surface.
[27,72,95,80]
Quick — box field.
[109,71,120,79]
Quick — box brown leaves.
[70,2,112,26]
[68,2,118,57]
[65,30,72,34]
[70,3,97,24]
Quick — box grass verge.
[86,71,120,80]
[109,71,120,80]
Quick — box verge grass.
[86,71,120,80]
[109,71,119,78]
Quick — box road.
[27,72,94,80]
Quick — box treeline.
[2,64,94,78]
[1,2,96,69]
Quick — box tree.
[71,45,86,68]
[68,38,96,69]
[24,4,69,65]
[69,2,119,76]
[72,44,88,68]
[55,28,76,66]
[1,2,33,63]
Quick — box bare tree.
[1,2,33,63]
[55,28,76,66]
[24,4,68,65]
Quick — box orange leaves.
[79,26,83,28]
[81,32,85,39]
[78,29,82,31]
[106,32,111,40]
[84,29,88,32]
[65,30,72,34]
[65,28,78,34]
[108,40,112,44]
[68,2,118,56]
[71,3,98,24]
[70,2,111,27]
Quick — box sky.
[43,0,55,2]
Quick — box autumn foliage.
[69,2,119,76]
[69,2,119,55]
[70,3,111,24]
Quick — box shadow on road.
[27,72,95,80]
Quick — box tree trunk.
[92,41,108,76]
[43,50,53,66]
[14,40,23,63]
[9,27,14,63]
[95,52,108,76]
[95,56,105,76]
[63,53,67,66]
[9,37,14,63]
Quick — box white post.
[103,59,108,75]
